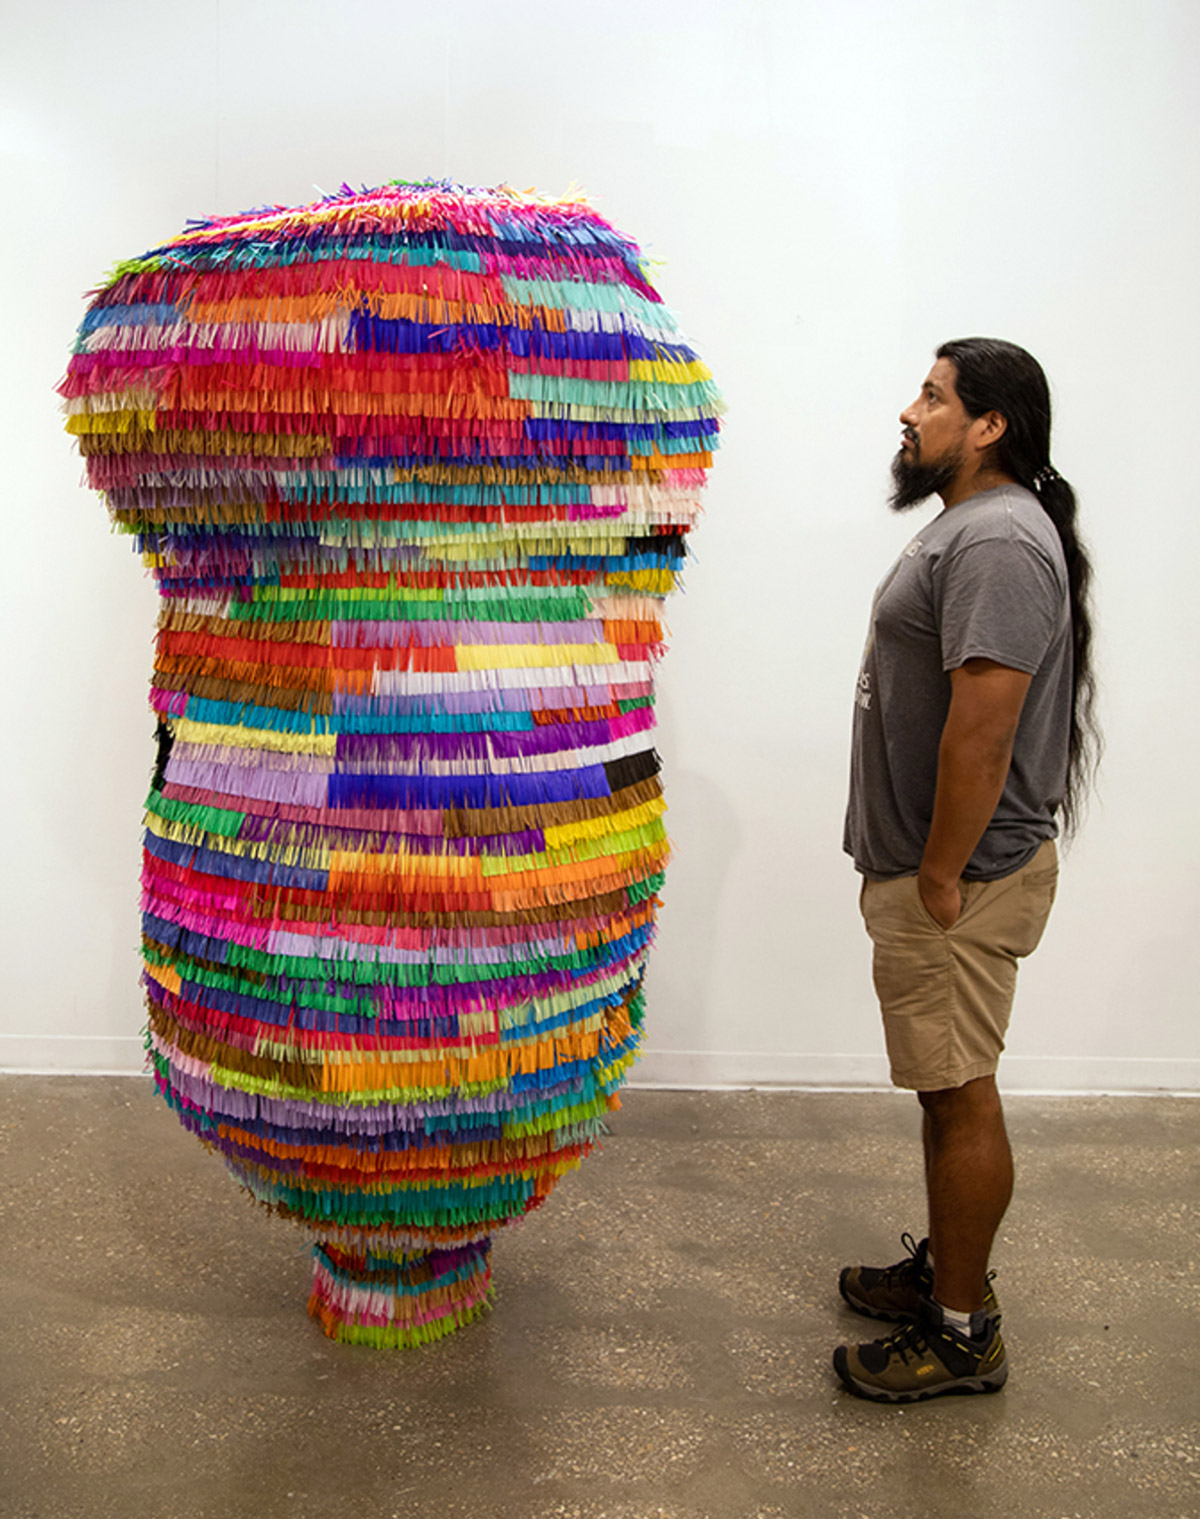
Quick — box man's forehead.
[923,358,960,395]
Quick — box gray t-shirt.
[844,484,1071,881]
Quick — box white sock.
[935,1300,975,1336]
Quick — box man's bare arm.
[918,658,1034,928]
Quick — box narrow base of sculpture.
[308,1239,494,1348]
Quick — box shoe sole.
[832,1346,1008,1403]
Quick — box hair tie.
[1033,465,1059,493]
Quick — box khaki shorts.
[859,841,1058,1092]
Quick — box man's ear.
[970,409,1008,454]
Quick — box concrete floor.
[0,1078,1196,1519]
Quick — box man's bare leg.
[918,1074,1012,1313]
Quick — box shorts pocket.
[861,874,932,940]
[1003,869,1058,958]
[910,876,953,934]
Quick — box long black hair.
[937,337,1099,834]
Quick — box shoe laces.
[877,1318,932,1366]
[877,1231,924,1285]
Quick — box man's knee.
[918,1074,1003,1130]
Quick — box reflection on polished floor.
[1,1077,1196,1519]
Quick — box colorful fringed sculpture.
[61,181,720,1346]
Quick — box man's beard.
[889,444,963,511]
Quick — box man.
[835,338,1097,1403]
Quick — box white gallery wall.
[2,0,1197,1091]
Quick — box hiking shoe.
[839,1233,999,1323]
[833,1299,1008,1403]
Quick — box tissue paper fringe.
[61,180,719,1345]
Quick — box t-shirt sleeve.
[933,538,1064,675]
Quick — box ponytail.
[1025,470,1099,834]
